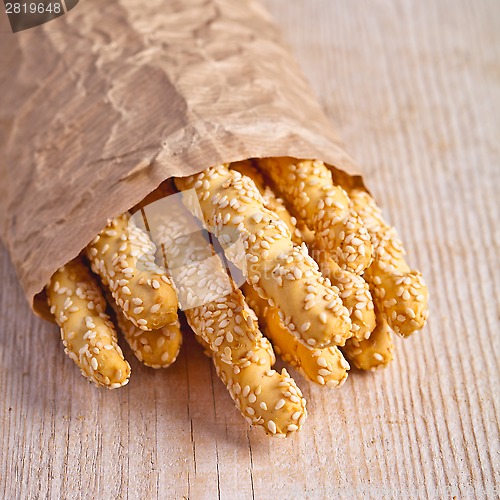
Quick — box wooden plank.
[1,0,499,498]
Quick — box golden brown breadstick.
[158,219,307,436]
[238,169,380,367]
[342,314,394,370]
[105,290,182,369]
[347,189,429,337]
[231,160,304,244]
[157,208,307,435]
[186,295,307,436]
[243,283,349,387]
[232,160,376,343]
[259,157,373,274]
[311,246,375,341]
[175,165,351,349]
[87,213,178,331]
[46,257,131,388]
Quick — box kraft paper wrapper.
[0,0,364,319]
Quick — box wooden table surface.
[1,0,499,498]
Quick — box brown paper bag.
[0,0,363,318]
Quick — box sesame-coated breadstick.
[156,205,307,435]
[157,219,307,436]
[346,189,429,337]
[87,214,178,331]
[186,291,307,436]
[259,157,373,274]
[231,160,304,244]
[233,168,382,367]
[47,257,131,388]
[231,160,376,343]
[243,283,349,388]
[342,313,394,370]
[311,246,376,341]
[175,165,351,349]
[105,289,182,369]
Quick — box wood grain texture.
[1,0,499,498]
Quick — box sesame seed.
[274,399,286,410]
[317,357,328,368]
[340,358,350,370]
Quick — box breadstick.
[87,213,178,331]
[157,217,307,436]
[243,174,379,359]
[46,257,131,388]
[243,283,349,387]
[342,314,394,370]
[175,165,351,349]
[190,295,308,436]
[232,160,376,343]
[105,289,182,369]
[186,296,307,436]
[347,189,429,337]
[259,157,373,274]
[231,160,304,245]
[311,247,375,341]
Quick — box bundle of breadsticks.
[46,157,428,436]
